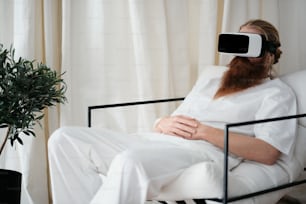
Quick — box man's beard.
[214,56,270,98]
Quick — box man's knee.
[48,127,73,151]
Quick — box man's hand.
[154,115,198,138]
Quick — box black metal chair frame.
[88,97,306,204]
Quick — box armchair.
[88,66,306,204]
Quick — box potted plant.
[0,44,67,204]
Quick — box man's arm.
[154,115,281,165]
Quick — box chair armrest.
[87,97,185,127]
[221,113,306,203]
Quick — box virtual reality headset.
[218,32,277,57]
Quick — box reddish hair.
[214,56,270,98]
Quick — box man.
[48,19,296,204]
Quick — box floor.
[277,195,304,204]
[278,185,306,204]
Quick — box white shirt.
[172,70,297,156]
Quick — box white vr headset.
[218,32,277,57]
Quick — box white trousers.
[48,127,239,204]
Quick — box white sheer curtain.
[61,0,221,132]
[1,0,306,204]
[62,0,306,132]
[0,0,60,204]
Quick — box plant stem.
[0,126,11,155]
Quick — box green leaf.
[16,136,23,145]
[1,44,67,148]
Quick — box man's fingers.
[173,115,198,127]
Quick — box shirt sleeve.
[254,80,297,156]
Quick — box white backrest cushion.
[280,69,306,127]
[294,125,306,166]
[281,69,306,166]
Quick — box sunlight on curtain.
[61,0,219,132]
[0,0,57,203]
[64,0,306,131]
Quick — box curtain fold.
[0,0,48,203]
[1,1,306,204]
[61,0,208,132]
